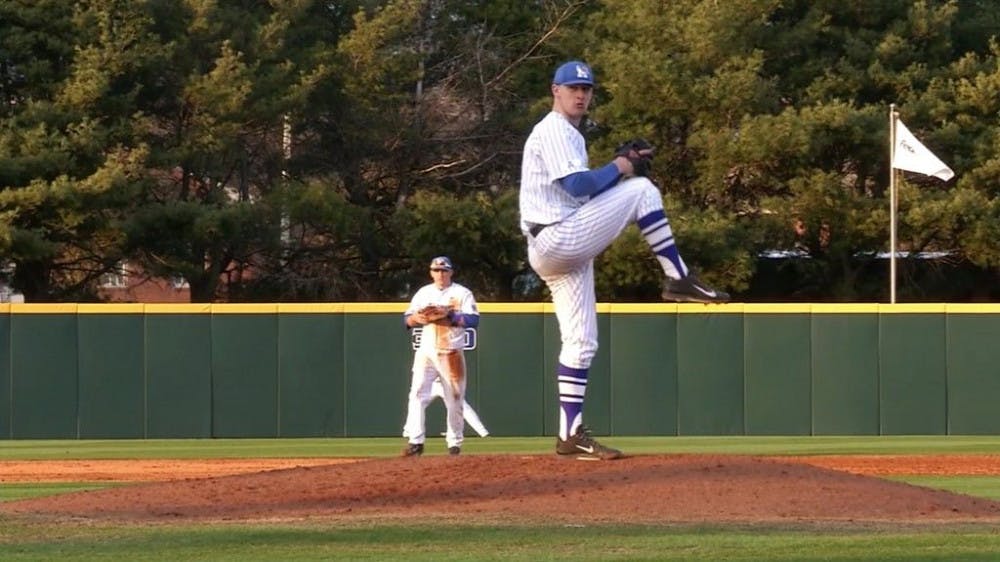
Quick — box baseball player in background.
[401,256,481,456]
[403,378,490,438]
[519,60,729,460]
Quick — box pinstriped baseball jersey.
[518,111,672,369]
[519,112,590,234]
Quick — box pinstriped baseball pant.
[527,177,665,369]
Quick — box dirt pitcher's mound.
[4,454,1000,524]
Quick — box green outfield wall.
[1,302,999,439]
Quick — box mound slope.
[4,454,1000,524]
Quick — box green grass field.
[2,436,1000,561]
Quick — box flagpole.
[889,104,897,304]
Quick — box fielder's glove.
[417,305,451,323]
[614,138,654,177]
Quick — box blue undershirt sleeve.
[558,162,621,197]
[448,310,480,328]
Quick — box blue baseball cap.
[552,61,594,87]
[429,256,453,271]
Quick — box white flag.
[892,119,954,181]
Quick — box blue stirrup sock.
[557,363,588,440]
[638,210,688,279]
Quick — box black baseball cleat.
[448,446,461,456]
[556,426,623,460]
[662,274,730,304]
[401,442,424,457]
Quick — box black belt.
[529,223,554,237]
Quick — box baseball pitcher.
[519,60,729,461]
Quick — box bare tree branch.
[485,0,588,89]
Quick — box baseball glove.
[417,304,451,323]
[614,138,654,177]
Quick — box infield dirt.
[3,454,1000,524]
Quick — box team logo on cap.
[575,64,590,79]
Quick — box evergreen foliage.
[1,1,999,302]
